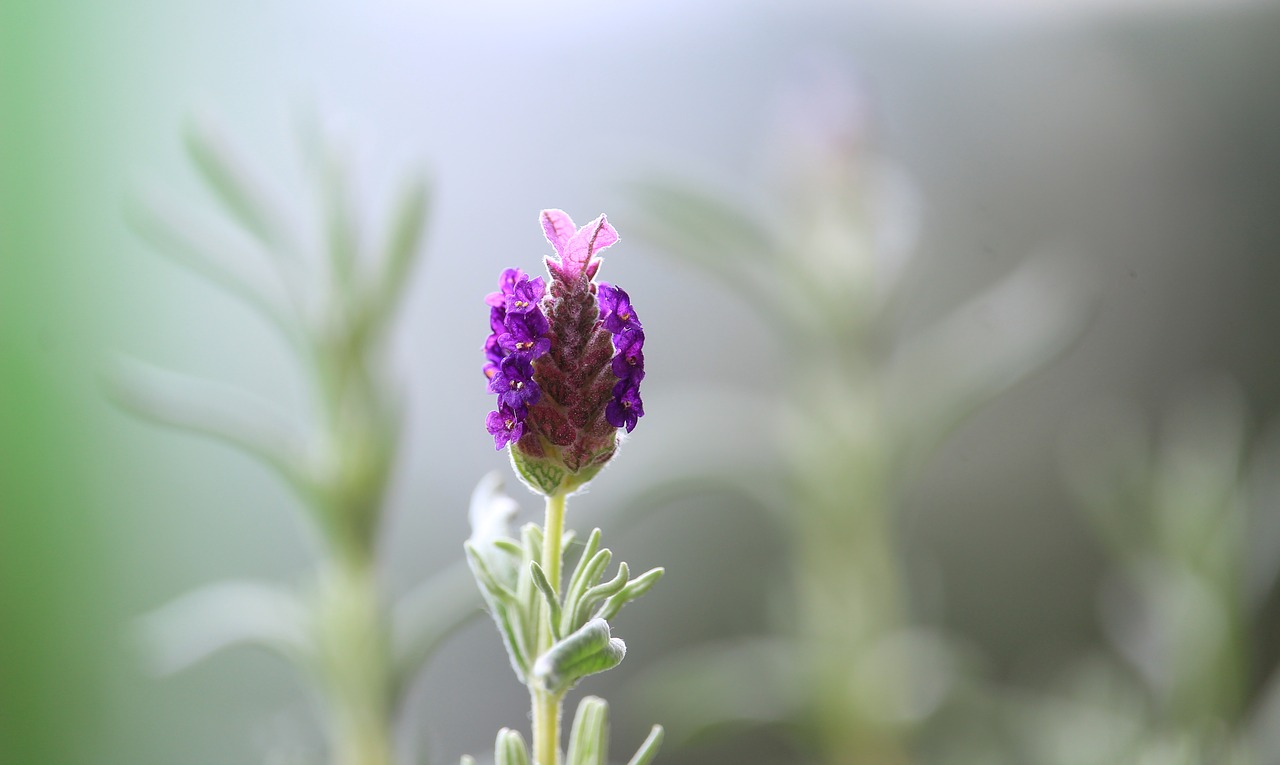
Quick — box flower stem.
[532,491,568,765]
[317,551,392,765]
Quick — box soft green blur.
[1,5,109,765]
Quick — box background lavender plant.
[111,117,477,765]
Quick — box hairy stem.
[532,491,568,765]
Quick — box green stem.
[532,491,568,765]
[317,553,392,765]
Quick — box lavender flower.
[481,209,648,496]
[606,383,644,433]
[597,284,642,335]
[485,404,526,449]
[488,355,541,410]
[610,329,645,385]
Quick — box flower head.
[482,210,648,496]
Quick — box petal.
[541,209,576,256]
[560,214,619,280]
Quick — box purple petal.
[486,407,525,449]
[506,276,546,314]
[486,268,526,307]
[611,349,645,383]
[606,383,644,433]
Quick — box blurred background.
[4,1,1280,764]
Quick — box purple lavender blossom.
[485,267,527,308]
[488,355,540,410]
[498,315,552,358]
[505,275,546,314]
[486,404,526,449]
[597,284,642,335]
[610,329,645,385]
[605,383,644,433]
[483,334,504,380]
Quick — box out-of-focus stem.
[317,551,393,765]
[532,492,568,765]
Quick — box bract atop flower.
[541,209,619,283]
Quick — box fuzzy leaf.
[562,548,611,634]
[596,567,663,622]
[624,726,665,765]
[137,580,309,675]
[495,728,531,765]
[530,561,564,641]
[533,618,626,695]
[565,529,603,603]
[565,696,609,765]
[571,563,629,632]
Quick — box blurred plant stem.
[626,62,1083,765]
[116,115,475,764]
[1049,383,1279,762]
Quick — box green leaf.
[368,174,430,329]
[184,115,292,254]
[597,567,664,622]
[572,562,629,631]
[494,728,531,765]
[136,579,310,675]
[530,561,564,641]
[565,529,603,602]
[533,618,627,695]
[464,543,517,605]
[562,548,611,631]
[124,193,300,346]
[624,726,664,765]
[105,358,313,502]
[565,696,609,765]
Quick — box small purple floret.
[486,404,526,449]
[611,330,645,384]
[506,275,546,315]
[597,284,642,335]
[485,267,527,308]
[605,383,644,433]
[488,355,540,410]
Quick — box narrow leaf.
[572,562,629,632]
[137,580,309,675]
[369,174,430,326]
[106,358,312,500]
[125,193,300,346]
[184,115,292,254]
[565,696,609,765]
[565,528,602,602]
[495,728,530,765]
[530,561,564,641]
[597,567,664,622]
[562,548,612,635]
[624,726,664,765]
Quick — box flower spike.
[482,209,646,496]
